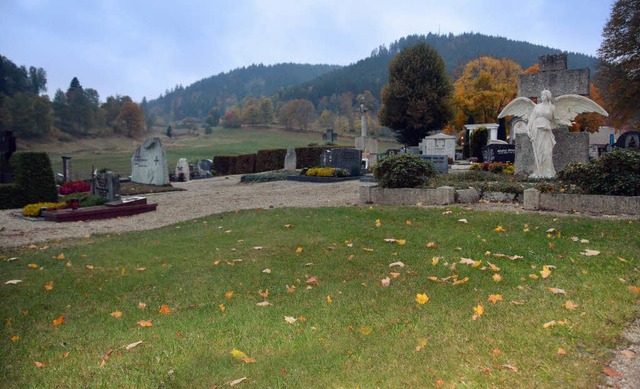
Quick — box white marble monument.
[131,137,169,185]
[418,133,456,161]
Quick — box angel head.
[540,90,552,102]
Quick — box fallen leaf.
[406,220,412,225]
[540,266,552,279]
[603,367,622,377]
[380,277,391,287]
[581,249,600,256]
[546,228,556,233]
[415,338,428,352]
[442,210,452,215]
[136,267,146,272]
[52,315,65,326]
[529,274,540,280]
[225,291,234,299]
[431,257,439,266]
[306,276,319,286]
[158,304,171,315]
[494,226,506,232]
[230,349,249,361]
[34,361,45,368]
[620,350,636,359]
[547,287,567,295]
[426,242,437,248]
[5,280,22,285]
[61,351,70,359]
[85,265,94,270]
[628,286,640,295]
[473,304,484,317]
[488,294,503,304]
[389,261,405,268]
[492,274,502,282]
[492,349,502,356]
[326,295,332,304]
[362,248,374,252]
[501,364,518,372]
[390,272,400,279]
[453,277,470,285]
[543,320,557,328]
[427,276,441,282]
[125,341,143,350]
[241,357,256,363]
[136,320,153,327]
[138,302,147,310]
[110,310,123,318]
[28,263,38,268]
[295,247,303,253]
[256,301,272,307]
[253,246,263,250]
[57,253,65,260]
[284,316,297,324]
[384,238,396,243]
[460,258,475,266]
[375,219,381,227]
[557,347,567,355]
[487,262,500,272]
[11,335,19,342]
[286,285,296,293]
[396,239,406,245]
[415,293,429,305]
[359,326,373,336]
[563,301,579,310]
[229,377,247,386]
[259,289,269,299]
[580,239,590,244]
[219,304,226,312]
[262,268,271,274]
[458,219,468,223]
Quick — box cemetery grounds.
[0,175,639,387]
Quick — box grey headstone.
[131,137,169,185]
[90,172,121,202]
[515,130,589,175]
[420,155,449,173]
[284,147,297,170]
[321,148,362,176]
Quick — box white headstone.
[175,158,190,182]
[131,137,169,185]
[284,147,297,170]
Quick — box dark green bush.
[235,154,256,174]
[61,192,107,207]
[556,149,640,196]
[240,171,291,183]
[255,149,287,172]
[470,127,488,162]
[213,155,235,176]
[373,154,435,188]
[10,152,57,207]
[0,183,23,209]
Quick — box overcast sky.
[1,0,615,103]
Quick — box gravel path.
[1,176,638,387]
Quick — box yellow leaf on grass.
[229,377,247,386]
[125,341,143,350]
[396,239,406,246]
[286,285,296,293]
[557,347,567,355]
[326,295,332,304]
[547,287,567,295]
[563,301,579,310]
[415,337,428,352]
[138,302,147,310]
[415,293,429,304]
[375,219,381,227]
[85,265,94,270]
[492,274,502,282]
[427,242,437,249]
[390,272,400,279]
[136,320,153,327]
[296,247,303,253]
[219,304,225,312]
[581,249,600,256]
[488,294,503,304]
[543,320,557,328]
[363,247,374,252]
[57,253,65,260]
[540,266,552,279]
[529,274,540,280]
[427,276,440,282]
[431,257,439,266]
[28,263,38,268]
[43,281,54,291]
[110,310,123,318]
[11,335,20,342]
[34,361,45,368]
[259,288,269,299]
[158,304,171,315]
[406,220,412,225]
[473,305,484,316]
[52,315,65,326]
[487,262,500,272]
[494,226,506,232]
[225,291,234,299]
[230,349,249,361]
[492,349,502,356]
[453,277,470,285]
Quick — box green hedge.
[256,149,287,172]
[7,152,57,208]
[295,146,340,168]
[213,156,234,176]
[0,183,22,209]
[235,154,256,175]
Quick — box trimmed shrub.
[470,127,488,162]
[58,180,90,195]
[240,171,291,183]
[10,152,57,207]
[213,155,234,176]
[556,149,640,196]
[235,154,256,174]
[22,201,67,217]
[373,154,435,188]
[0,183,23,209]
[255,149,287,172]
[60,192,108,207]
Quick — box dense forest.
[148,32,598,124]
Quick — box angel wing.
[553,94,609,126]
[498,97,535,120]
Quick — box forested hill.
[148,32,598,122]
[146,63,339,121]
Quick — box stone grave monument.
[322,128,338,143]
[284,147,297,170]
[131,137,169,185]
[90,171,121,202]
[196,159,213,178]
[321,148,362,176]
[615,131,640,149]
[355,97,378,169]
[418,132,456,162]
[0,131,17,183]
[175,158,190,182]
[499,54,607,178]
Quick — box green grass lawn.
[1,206,639,387]
[29,127,401,180]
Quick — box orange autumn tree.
[570,83,608,133]
[453,57,522,129]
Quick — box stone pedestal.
[515,129,589,176]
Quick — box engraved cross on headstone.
[154,156,159,165]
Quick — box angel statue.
[498,89,608,178]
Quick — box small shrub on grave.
[556,149,640,196]
[22,201,67,217]
[240,171,291,183]
[60,192,108,207]
[58,180,90,195]
[373,154,435,188]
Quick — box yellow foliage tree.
[453,57,522,130]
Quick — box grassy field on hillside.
[1,206,639,387]
[18,127,401,180]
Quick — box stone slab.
[515,129,589,175]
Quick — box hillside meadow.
[17,127,401,180]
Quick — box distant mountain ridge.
[147,32,598,122]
